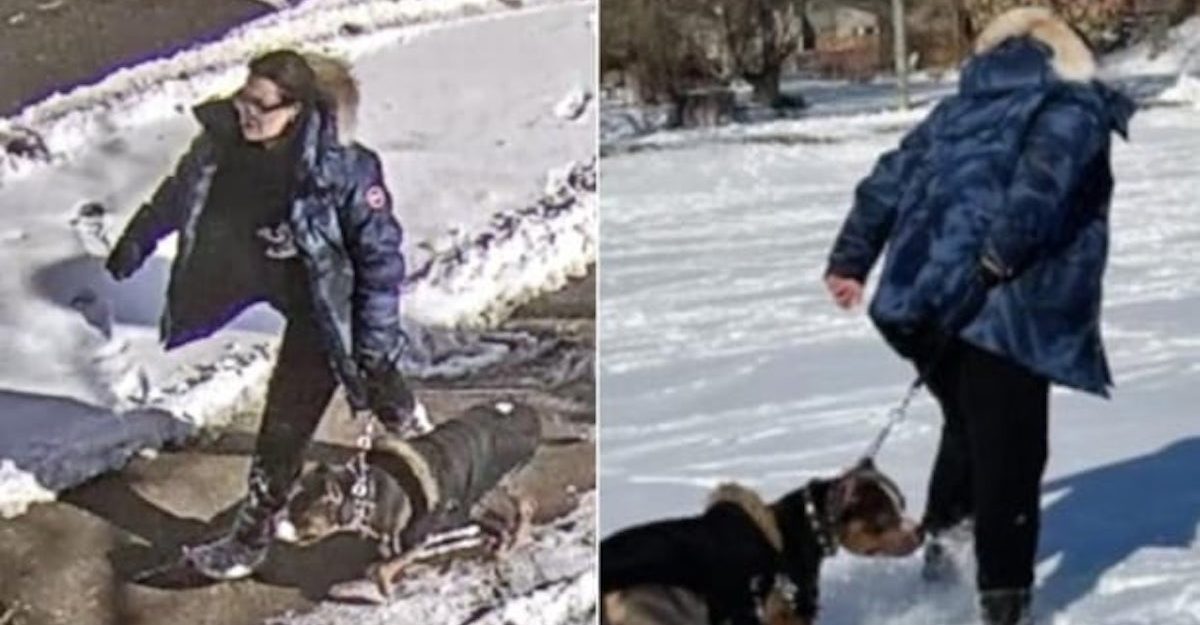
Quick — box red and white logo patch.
[365,185,388,211]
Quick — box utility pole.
[891,0,909,109]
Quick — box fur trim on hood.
[305,53,360,144]
[708,483,783,552]
[974,7,1096,82]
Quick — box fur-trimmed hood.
[708,483,783,552]
[305,53,360,144]
[973,7,1095,83]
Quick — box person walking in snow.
[824,8,1134,624]
[105,50,428,580]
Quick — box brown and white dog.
[600,459,922,625]
[278,399,542,599]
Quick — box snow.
[599,94,1200,622]
[0,0,595,517]
[1161,74,1200,109]
[1103,17,1200,79]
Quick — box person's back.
[828,7,1135,395]
[824,8,1136,624]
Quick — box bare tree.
[601,0,725,105]
[699,0,805,105]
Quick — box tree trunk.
[875,7,895,71]
[749,65,784,105]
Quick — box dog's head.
[828,458,922,557]
[276,463,360,546]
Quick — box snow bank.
[402,159,596,329]
[268,494,597,625]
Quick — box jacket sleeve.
[982,100,1105,278]
[113,134,214,255]
[826,116,933,281]
[342,151,406,370]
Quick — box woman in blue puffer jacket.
[825,8,1135,624]
[106,50,429,580]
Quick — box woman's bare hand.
[825,274,864,310]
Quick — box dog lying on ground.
[278,399,542,599]
[601,458,922,625]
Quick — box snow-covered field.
[0,0,596,517]
[599,77,1200,625]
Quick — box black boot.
[980,588,1031,625]
[184,463,281,580]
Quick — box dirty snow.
[0,0,595,517]
[269,494,597,625]
[599,81,1200,623]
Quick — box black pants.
[254,313,340,497]
[920,340,1049,592]
[237,312,339,544]
[241,306,415,544]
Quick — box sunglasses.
[233,88,296,117]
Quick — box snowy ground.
[0,0,596,518]
[599,79,1200,625]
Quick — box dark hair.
[248,50,320,106]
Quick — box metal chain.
[862,379,923,461]
[348,408,375,530]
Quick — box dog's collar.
[802,484,838,557]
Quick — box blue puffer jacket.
[827,14,1135,396]
[114,71,404,409]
